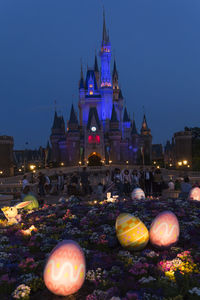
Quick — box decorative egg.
[115,213,149,250]
[43,240,86,296]
[23,195,39,210]
[131,188,145,200]
[149,211,179,248]
[188,187,200,201]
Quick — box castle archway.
[88,152,102,166]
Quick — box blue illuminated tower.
[100,10,113,129]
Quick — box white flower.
[139,276,156,283]
[189,287,200,296]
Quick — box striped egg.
[43,240,85,296]
[115,213,149,250]
[149,211,179,248]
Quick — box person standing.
[144,168,151,196]
[38,172,46,197]
[22,175,29,190]
[80,167,89,196]
[57,171,64,194]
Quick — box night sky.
[1,0,200,150]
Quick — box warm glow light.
[116,213,149,250]
[109,160,112,164]
[187,164,190,168]
[183,160,188,165]
[43,240,86,296]
[79,161,82,165]
[178,161,182,166]
[156,165,160,169]
[169,163,173,167]
[89,84,93,88]
[0,171,3,175]
[21,225,38,236]
[60,162,64,166]
[29,165,36,170]
[126,160,129,164]
[19,168,22,172]
[153,161,156,165]
[33,170,36,173]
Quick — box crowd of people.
[21,167,196,201]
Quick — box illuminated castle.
[50,12,152,166]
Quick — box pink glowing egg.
[188,187,200,201]
[43,240,86,296]
[149,211,179,248]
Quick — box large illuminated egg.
[43,240,86,296]
[131,188,145,200]
[115,213,149,250]
[149,211,179,248]
[188,187,200,201]
[23,195,39,210]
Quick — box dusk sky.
[1,0,200,150]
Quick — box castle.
[50,12,152,166]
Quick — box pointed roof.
[123,107,130,122]
[119,89,123,99]
[79,64,84,89]
[46,140,50,149]
[110,104,118,122]
[87,107,101,129]
[69,104,78,124]
[112,59,118,78]
[52,111,59,129]
[131,115,138,135]
[141,114,148,130]
[94,54,99,72]
[85,69,98,90]
[102,9,109,45]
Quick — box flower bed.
[0,195,200,299]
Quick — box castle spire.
[141,114,151,135]
[102,8,109,45]
[113,59,118,77]
[79,63,84,89]
[69,104,78,124]
[131,113,138,135]
[110,104,118,122]
[123,107,130,122]
[52,111,58,129]
[94,53,99,72]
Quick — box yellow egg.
[115,213,149,250]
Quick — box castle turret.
[50,111,66,162]
[109,105,121,163]
[123,107,131,139]
[66,104,80,165]
[100,10,113,127]
[94,54,100,89]
[140,114,152,165]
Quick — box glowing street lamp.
[183,160,188,165]
[29,165,36,171]
[126,160,129,164]
[0,170,3,175]
[60,162,64,166]
[178,161,182,166]
[109,160,112,164]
